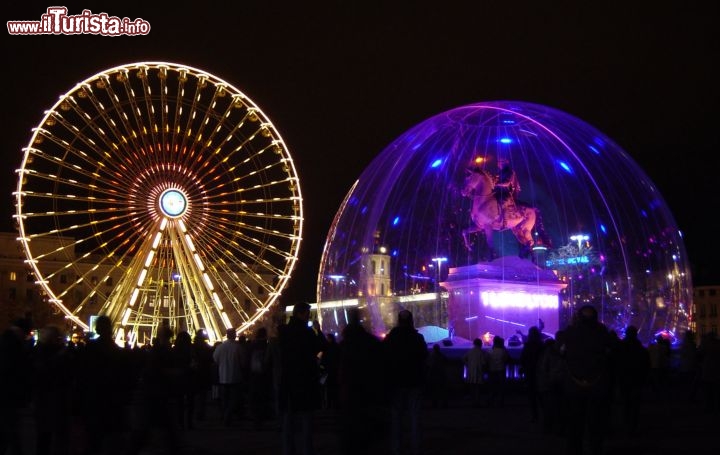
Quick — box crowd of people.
[1,305,719,455]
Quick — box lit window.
[9,271,17,281]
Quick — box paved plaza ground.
[17,378,717,455]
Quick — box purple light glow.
[316,101,692,343]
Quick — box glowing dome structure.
[317,101,691,344]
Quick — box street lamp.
[570,234,589,251]
[431,257,448,326]
[431,257,448,287]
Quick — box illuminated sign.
[480,291,559,310]
[545,255,590,267]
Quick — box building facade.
[693,285,719,339]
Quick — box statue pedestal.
[441,256,566,342]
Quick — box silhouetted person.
[213,327,247,426]
[0,318,32,455]
[486,335,510,408]
[463,338,487,408]
[337,308,386,455]
[384,309,427,455]
[172,330,194,430]
[79,315,132,455]
[247,327,272,429]
[320,333,340,410]
[698,332,720,414]
[536,330,566,435]
[677,330,700,402]
[189,329,214,424]
[426,343,449,408]
[562,305,612,455]
[127,325,181,455]
[520,326,544,422]
[648,334,671,399]
[277,302,327,455]
[616,325,650,436]
[30,325,71,455]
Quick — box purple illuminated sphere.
[317,101,691,344]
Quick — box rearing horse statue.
[460,167,539,256]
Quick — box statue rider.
[493,159,520,226]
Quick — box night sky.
[3,1,718,304]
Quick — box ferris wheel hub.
[159,188,188,218]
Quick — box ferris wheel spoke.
[110,68,161,162]
[136,66,166,158]
[233,220,301,241]
[182,83,234,166]
[174,72,213,170]
[209,175,299,202]
[189,226,281,291]
[208,147,287,191]
[32,124,129,183]
[52,88,146,177]
[201,210,300,250]
[27,215,150,265]
[21,158,126,200]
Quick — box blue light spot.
[599,224,607,234]
[392,216,400,226]
[558,160,573,174]
[502,119,515,124]
[430,158,443,168]
[640,209,648,218]
[360,206,367,215]
[498,137,513,144]
[589,145,600,154]
[392,249,399,257]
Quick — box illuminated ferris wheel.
[14,62,303,344]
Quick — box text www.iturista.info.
[7,7,150,36]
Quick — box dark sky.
[3,1,718,303]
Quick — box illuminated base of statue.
[441,256,566,343]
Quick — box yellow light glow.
[129,288,140,306]
[122,308,132,325]
[144,251,155,267]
